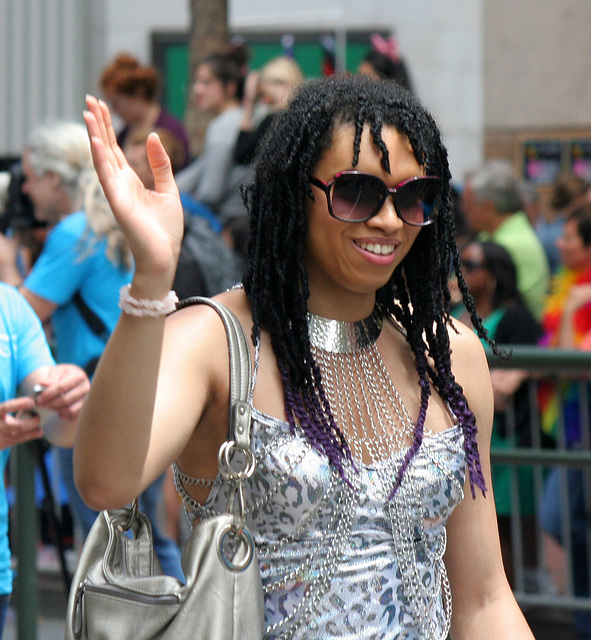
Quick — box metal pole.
[13,442,38,640]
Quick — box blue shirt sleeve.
[0,284,54,402]
[24,213,88,306]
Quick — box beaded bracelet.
[118,284,179,317]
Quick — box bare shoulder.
[166,288,251,340]
[447,317,494,438]
[160,289,251,380]
[447,317,489,374]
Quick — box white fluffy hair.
[26,121,92,207]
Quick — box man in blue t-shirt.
[0,283,88,634]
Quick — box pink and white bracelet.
[118,284,179,317]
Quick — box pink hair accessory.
[370,34,399,63]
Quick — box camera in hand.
[0,162,45,234]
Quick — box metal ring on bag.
[218,440,256,481]
[217,524,255,572]
[116,498,139,533]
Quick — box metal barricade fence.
[10,345,591,638]
[486,346,591,616]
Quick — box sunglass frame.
[310,171,442,226]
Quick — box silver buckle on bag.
[218,440,256,482]
[217,439,256,572]
[218,522,255,572]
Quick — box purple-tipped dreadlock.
[243,74,498,497]
[391,363,430,497]
[279,364,355,488]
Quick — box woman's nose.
[365,195,403,230]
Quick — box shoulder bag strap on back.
[73,290,110,342]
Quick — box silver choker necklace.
[307,308,384,354]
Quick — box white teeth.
[359,242,395,256]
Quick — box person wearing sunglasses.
[76,75,534,639]
[452,240,544,588]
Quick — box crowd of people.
[454,160,591,640]
[0,30,589,639]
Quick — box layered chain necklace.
[307,307,453,639]
[307,307,416,467]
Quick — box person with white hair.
[0,121,183,580]
[0,121,126,373]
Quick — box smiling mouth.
[357,241,397,256]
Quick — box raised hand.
[0,232,22,286]
[83,95,184,286]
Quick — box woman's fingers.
[83,102,115,178]
[84,96,141,212]
[83,93,183,271]
[98,97,118,149]
[146,132,179,197]
[85,95,109,148]
[97,98,129,170]
[85,96,124,172]
[83,114,119,203]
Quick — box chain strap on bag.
[65,297,265,640]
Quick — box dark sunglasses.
[460,259,488,272]
[309,171,443,226]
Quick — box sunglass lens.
[331,174,384,221]
[396,179,442,226]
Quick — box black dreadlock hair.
[242,74,499,497]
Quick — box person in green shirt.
[462,159,550,320]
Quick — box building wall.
[484,0,591,130]
[87,0,190,94]
[483,0,591,189]
[94,0,485,181]
[4,0,589,184]
[0,0,92,159]
[0,0,190,159]
[0,0,484,183]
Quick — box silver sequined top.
[183,404,466,640]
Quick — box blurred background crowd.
[1,1,591,638]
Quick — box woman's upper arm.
[443,327,498,615]
[444,322,533,638]
[140,301,237,479]
[74,302,231,509]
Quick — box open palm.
[84,95,184,278]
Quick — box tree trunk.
[186,0,229,155]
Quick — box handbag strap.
[118,297,254,532]
[174,296,253,449]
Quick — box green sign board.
[152,31,379,120]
